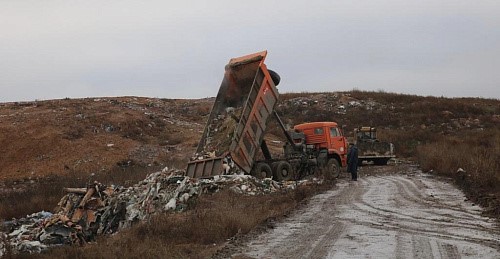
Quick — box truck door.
[329,127,347,153]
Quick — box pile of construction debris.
[1,168,321,255]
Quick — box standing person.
[347,143,359,181]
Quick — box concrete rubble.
[0,168,322,255]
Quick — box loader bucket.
[186,51,280,177]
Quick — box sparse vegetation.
[1,91,499,257]
[417,128,500,216]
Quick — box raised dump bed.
[186,51,279,178]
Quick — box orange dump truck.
[186,51,348,179]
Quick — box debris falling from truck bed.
[194,107,243,159]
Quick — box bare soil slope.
[0,97,211,181]
[1,92,497,182]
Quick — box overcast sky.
[1,0,499,102]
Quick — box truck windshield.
[358,131,376,139]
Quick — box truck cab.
[293,122,348,170]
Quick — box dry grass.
[417,129,499,181]
[417,128,500,216]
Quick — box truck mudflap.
[186,51,279,178]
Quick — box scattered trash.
[1,168,322,255]
[0,233,6,257]
[348,101,362,107]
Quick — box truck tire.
[274,161,293,181]
[326,159,341,178]
[268,69,280,86]
[252,162,273,179]
[271,161,279,174]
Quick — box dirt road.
[233,165,500,258]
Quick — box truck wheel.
[271,162,279,174]
[268,69,281,86]
[274,161,293,181]
[251,163,273,179]
[326,159,341,178]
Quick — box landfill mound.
[1,168,321,255]
[0,97,209,181]
[1,93,495,182]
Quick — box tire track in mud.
[353,176,496,235]
[354,201,492,235]
[439,242,460,259]
[337,214,499,250]
[234,166,500,259]
[391,175,496,228]
[372,175,492,227]
[381,175,474,216]
[388,175,483,218]
[236,181,364,259]
[350,175,500,250]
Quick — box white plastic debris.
[165,198,177,210]
[180,193,190,203]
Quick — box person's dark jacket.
[347,145,359,173]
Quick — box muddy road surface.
[231,165,500,259]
